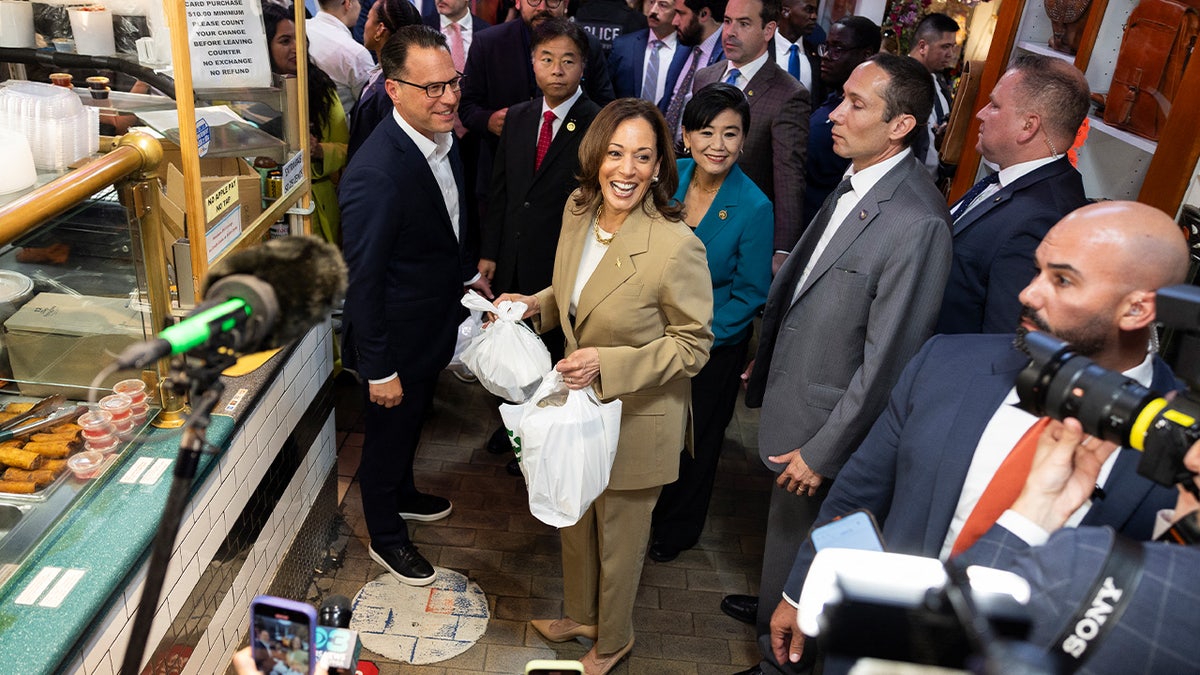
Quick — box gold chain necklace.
[592,203,615,246]
[691,175,720,194]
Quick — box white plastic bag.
[499,371,622,527]
[460,290,552,402]
[449,308,484,368]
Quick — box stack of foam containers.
[0,80,99,171]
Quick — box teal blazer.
[675,159,773,346]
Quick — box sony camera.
[1015,284,1200,495]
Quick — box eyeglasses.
[525,0,565,8]
[818,43,861,59]
[389,73,464,98]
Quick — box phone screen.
[251,603,314,675]
[809,510,885,553]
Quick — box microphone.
[318,594,353,628]
[114,236,347,369]
[316,594,358,674]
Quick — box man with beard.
[765,200,1186,671]
[801,15,878,224]
[662,0,727,140]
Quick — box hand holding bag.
[459,290,553,402]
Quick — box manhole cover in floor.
[350,568,489,664]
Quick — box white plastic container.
[0,1,35,48]
[0,81,98,171]
[0,128,36,193]
[68,5,115,56]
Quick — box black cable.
[0,48,175,99]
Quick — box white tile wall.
[73,321,335,674]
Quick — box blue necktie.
[642,39,664,102]
[787,44,801,80]
[951,173,1001,221]
[724,68,741,86]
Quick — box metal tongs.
[0,395,86,443]
[0,394,66,432]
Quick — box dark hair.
[375,0,421,34]
[758,0,781,25]
[911,12,959,46]
[531,17,589,62]
[380,25,449,80]
[681,82,750,134]
[683,0,727,22]
[832,15,881,52]
[574,99,683,221]
[1009,53,1090,144]
[866,53,934,147]
[263,4,338,134]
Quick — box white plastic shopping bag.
[459,290,552,402]
[449,308,484,368]
[499,370,622,527]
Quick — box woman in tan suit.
[497,98,714,674]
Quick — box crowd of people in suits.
[254,0,1200,672]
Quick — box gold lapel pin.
[566,121,576,132]
[718,209,728,220]
[746,90,755,97]
[859,209,867,220]
[616,257,622,268]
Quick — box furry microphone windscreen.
[202,236,348,349]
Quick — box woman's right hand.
[494,293,540,321]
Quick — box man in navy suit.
[935,54,1091,335]
[664,0,727,140]
[340,25,491,586]
[767,200,1190,670]
[421,0,490,48]
[607,0,693,112]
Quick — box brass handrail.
[0,133,162,245]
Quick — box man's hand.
[768,449,824,496]
[369,378,404,408]
[487,107,508,136]
[232,647,328,675]
[467,274,493,299]
[772,252,788,275]
[478,258,496,281]
[769,598,806,666]
[1011,418,1118,532]
[740,359,755,390]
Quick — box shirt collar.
[392,107,453,161]
[997,155,1058,188]
[699,29,720,61]
[728,50,770,84]
[649,31,677,49]
[312,11,351,36]
[440,13,470,31]
[845,148,911,195]
[542,86,583,119]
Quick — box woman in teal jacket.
[650,83,774,561]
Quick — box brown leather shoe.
[529,617,598,642]
[579,636,634,675]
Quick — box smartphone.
[250,595,317,675]
[809,509,885,553]
[524,660,585,674]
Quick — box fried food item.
[3,468,55,486]
[0,440,22,450]
[42,459,66,473]
[3,403,35,414]
[0,412,19,425]
[30,433,81,446]
[0,447,42,469]
[51,423,83,434]
[0,480,36,494]
[22,441,73,458]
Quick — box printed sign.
[205,177,239,222]
[197,117,211,157]
[185,0,272,89]
[206,205,243,263]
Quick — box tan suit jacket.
[535,194,714,490]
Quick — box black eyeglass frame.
[388,72,465,98]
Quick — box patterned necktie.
[950,417,1051,557]
[446,22,466,73]
[950,172,1001,221]
[535,110,556,170]
[642,39,664,102]
[664,49,703,139]
[724,67,741,86]
[787,44,801,80]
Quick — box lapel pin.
[746,89,755,97]
[858,209,867,220]
[616,257,622,268]
[566,121,576,132]
[718,209,728,220]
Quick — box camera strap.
[1051,532,1144,673]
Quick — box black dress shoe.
[648,540,682,563]
[487,426,511,454]
[369,543,436,586]
[397,493,452,522]
[506,458,522,476]
[721,594,758,625]
[731,666,763,675]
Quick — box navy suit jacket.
[339,117,476,383]
[783,333,1179,600]
[962,526,1200,674]
[421,12,491,34]
[936,157,1088,334]
[608,29,694,112]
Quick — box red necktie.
[950,416,1051,557]
[535,110,555,171]
[447,22,466,73]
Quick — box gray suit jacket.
[745,153,952,478]
[693,59,809,252]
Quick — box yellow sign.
[204,177,239,222]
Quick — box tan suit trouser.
[560,485,661,654]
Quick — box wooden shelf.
[1015,40,1073,62]
[1085,114,1157,154]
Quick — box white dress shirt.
[721,50,769,90]
[772,35,812,93]
[571,218,613,314]
[943,352,1156,556]
[307,11,375,115]
[697,29,721,67]
[540,86,584,141]
[440,13,475,60]
[642,31,679,104]
[957,154,1059,221]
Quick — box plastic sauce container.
[67,451,106,479]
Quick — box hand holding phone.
[809,509,885,553]
[250,595,318,675]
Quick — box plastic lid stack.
[0,81,99,171]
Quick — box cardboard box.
[158,146,263,245]
[3,293,148,398]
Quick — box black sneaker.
[397,493,452,522]
[486,426,511,455]
[369,543,436,586]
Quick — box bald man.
[763,201,1187,672]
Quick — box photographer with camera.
[768,201,1190,671]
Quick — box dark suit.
[420,12,490,35]
[782,333,1179,602]
[693,60,809,252]
[339,116,476,548]
[746,152,952,673]
[768,35,823,103]
[962,525,1200,674]
[347,72,390,162]
[936,157,1088,334]
[607,29,693,112]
